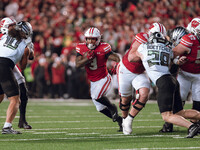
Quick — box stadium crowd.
[0,0,200,99]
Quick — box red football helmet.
[148,22,167,37]
[190,17,200,40]
[0,17,16,34]
[84,27,101,49]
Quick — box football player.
[161,21,200,133]
[173,18,200,118]
[0,21,32,134]
[76,27,123,131]
[120,22,166,135]
[160,26,189,133]
[0,18,33,129]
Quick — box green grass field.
[0,99,199,150]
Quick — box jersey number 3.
[89,58,97,70]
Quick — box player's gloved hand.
[87,50,95,60]
[109,62,119,75]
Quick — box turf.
[0,99,199,150]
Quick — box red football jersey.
[76,42,111,82]
[122,32,148,74]
[0,33,4,40]
[180,33,200,73]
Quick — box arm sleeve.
[135,32,148,44]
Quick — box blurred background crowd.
[0,0,199,99]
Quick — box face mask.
[87,43,96,50]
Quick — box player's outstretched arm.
[107,52,120,63]
[173,44,190,58]
[19,47,30,71]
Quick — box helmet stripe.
[158,23,162,34]
[91,28,94,34]
[89,27,95,35]
[89,28,92,34]
[9,17,16,23]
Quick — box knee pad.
[132,99,146,111]
[132,89,145,111]
[119,97,131,111]
[132,90,146,111]
[192,101,200,112]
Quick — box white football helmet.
[16,21,33,38]
[148,22,167,37]
[170,26,188,47]
[189,17,200,40]
[84,27,101,49]
[0,17,16,34]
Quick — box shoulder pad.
[180,34,193,47]
[101,43,111,52]
[135,32,148,44]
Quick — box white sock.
[3,122,12,128]
[126,115,133,122]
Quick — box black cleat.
[186,123,200,138]
[159,122,173,133]
[110,104,119,122]
[18,122,32,129]
[117,116,123,132]
[2,126,22,134]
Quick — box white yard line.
[18,126,161,132]
[33,132,100,135]
[107,147,200,150]
[0,134,198,142]
[12,119,163,124]
[0,135,179,142]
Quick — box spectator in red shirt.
[51,57,66,98]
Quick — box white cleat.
[122,117,132,135]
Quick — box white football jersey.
[138,42,173,84]
[0,35,26,64]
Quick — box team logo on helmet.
[191,20,200,28]
[189,17,200,41]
